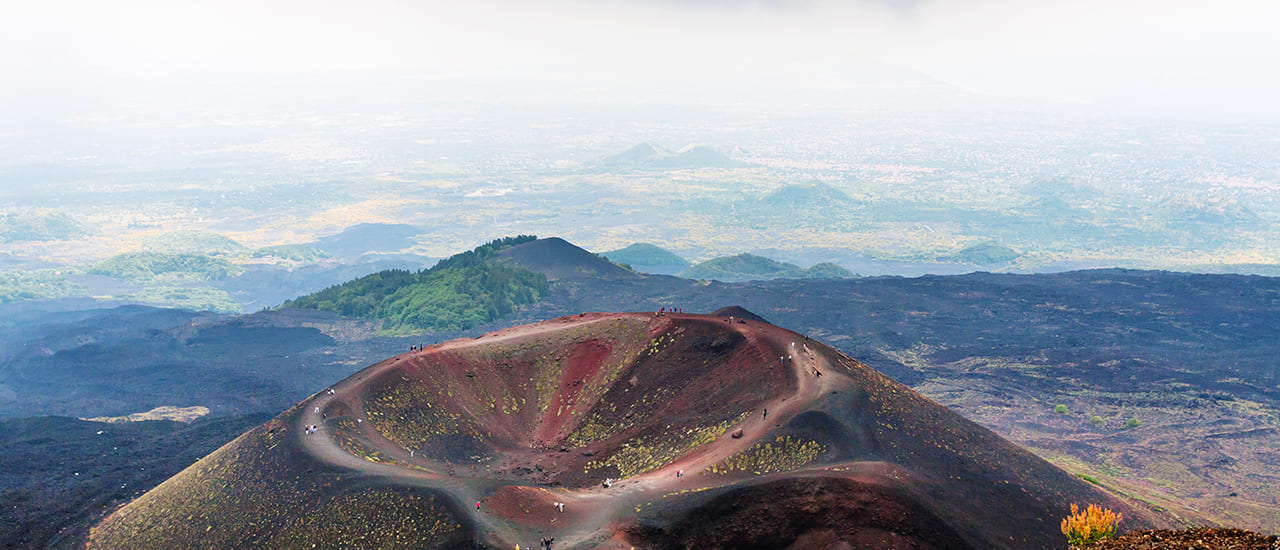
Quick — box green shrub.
[1054,404,1069,415]
[1125,418,1143,429]
[1089,415,1105,427]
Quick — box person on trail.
[763,408,767,421]
[476,501,482,511]
[676,469,683,478]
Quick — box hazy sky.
[4,0,1278,120]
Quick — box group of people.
[551,501,565,512]
[304,424,318,434]
[656,307,684,315]
[601,477,614,488]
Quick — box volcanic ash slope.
[87,311,1167,549]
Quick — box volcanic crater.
[88,310,1167,549]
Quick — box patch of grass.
[706,436,825,476]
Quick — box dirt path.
[292,312,848,549]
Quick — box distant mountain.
[760,182,857,209]
[730,182,862,229]
[251,244,330,262]
[283,236,548,333]
[947,242,1021,265]
[680,253,855,282]
[0,210,88,243]
[497,237,639,281]
[309,223,422,258]
[600,243,690,275]
[593,143,748,171]
[139,231,246,255]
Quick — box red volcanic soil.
[87,311,1176,549]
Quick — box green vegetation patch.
[252,244,330,261]
[0,210,88,242]
[283,236,546,333]
[707,436,825,476]
[0,269,87,304]
[87,252,244,283]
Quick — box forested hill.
[280,236,546,333]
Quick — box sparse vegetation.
[364,381,483,456]
[1061,503,1122,547]
[1054,404,1069,415]
[269,489,462,549]
[706,436,825,475]
[1125,418,1143,429]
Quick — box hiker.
[476,501,481,511]
[763,408,767,421]
[676,469,683,478]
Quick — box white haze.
[3,0,1278,121]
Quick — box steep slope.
[88,312,1168,549]
[497,237,638,281]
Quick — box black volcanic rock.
[498,237,639,281]
[710,305,769,323]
